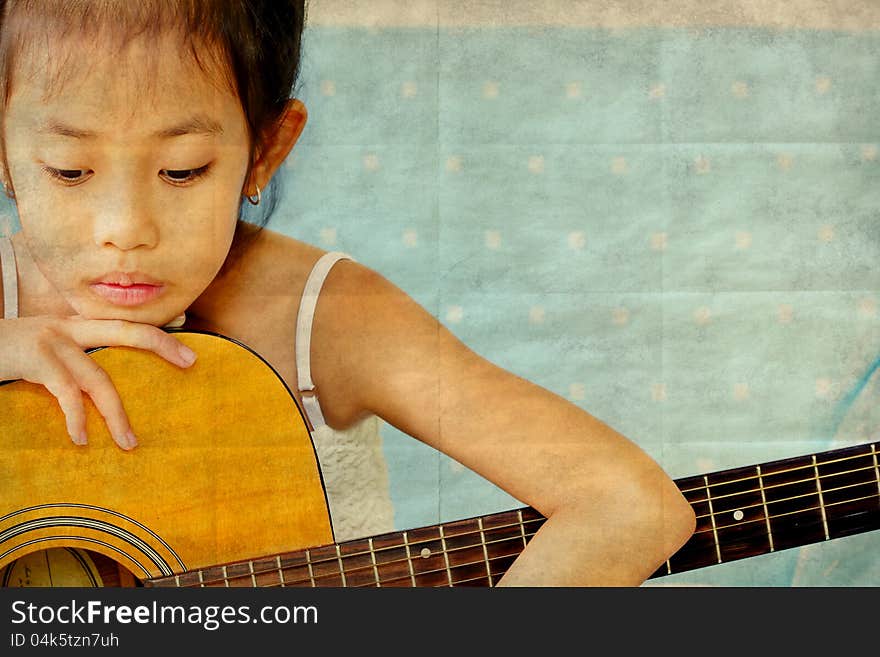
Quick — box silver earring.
[245,184,261,206]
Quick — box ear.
[244,98,308,196]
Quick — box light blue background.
[285,26,880,586]
[4,25,877,586]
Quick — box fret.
[761,453,825,551]
[815,443,880,539]
[517,509,528,548]
[305,549,316,587]
[756,465,775,552]
[304,545,344,586]
[222,565,229,587]
[368,538,381,587]
[402,531,417,586]
[441,517,493,586]
[404,526,455,587]
[338,537,394,587]
[276,555,286,587]
[249,561,256,587]
[704,476,722,564]
[368,532,414,587]
[811,456,831,540]
[335,545,347,587]
[175,574,181,587]
[438,526,453,587]
[662,473,719,575]
[477,518,494,586]
[480,510,531,582]
[706,464,772,563]
[873,444,880,498]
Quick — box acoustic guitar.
[1,331,878,587]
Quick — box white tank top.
[0,235,395,543]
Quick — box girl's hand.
[0,316,197,450]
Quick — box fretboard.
[146,441,880,587]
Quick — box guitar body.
[0,331,333,586]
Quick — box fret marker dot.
[733,510,744,521]
[420,548,431,559]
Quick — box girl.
[0,0,695,586]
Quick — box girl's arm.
[309,260,697,586]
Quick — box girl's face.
[3,31,252,326]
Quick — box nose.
[92,180,159,251]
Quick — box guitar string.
[677,446,877,496]
[689,464,879,520]
[167,455,879,587]
[175,486,880,588]
[289,485,880,588]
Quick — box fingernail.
[71,431,88,446]
[178,344,197,366]
[124,430,138,450]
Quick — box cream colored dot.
[569,383,585,401]
[693,155,712,175]
[818,225,834,243]
[402,229,418,247]
[567,231,586,250]
[446,156,463,173]
[815,378,833,399]
[611,157,628,175]
[815,76,832,95]
[733,383,750,401]
[320,80,336,96]
[858,297,877,318]
[731,81,750,98]
[319,227,337,246]
[651,384,667,402]
[777,154,794,171]
[401,81,418,98]
[733,510,745,521]
[778,304,794,324]
[695,457,715,472]
[612,307,630,326]
[485,230,502,250]
[735,231,752,250]
[649,83,666,99]
[528,306,545,324]
[528,155,545,174]
[861,145,878,162]
[483,81,500,99]
[420,548,431,558]
[363,154,381,172]
[694,306,712,326]
[446,306,464,324]
[650,232,668,252]
[565,81,583,99]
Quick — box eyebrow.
[36,114,225,139]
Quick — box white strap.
[295,251,354,431]
[0,236,18,320]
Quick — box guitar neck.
[148,441,880,587]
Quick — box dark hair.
[0,0,308,262]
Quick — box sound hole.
[1,548,141,587]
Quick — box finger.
[64,318,197,368]
[55,341,137,451]
[24,345,88,446]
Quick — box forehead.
[5,28,243,140]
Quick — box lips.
[89,271,165,306]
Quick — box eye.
[41,166,91,186]
[159,164,212,186]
